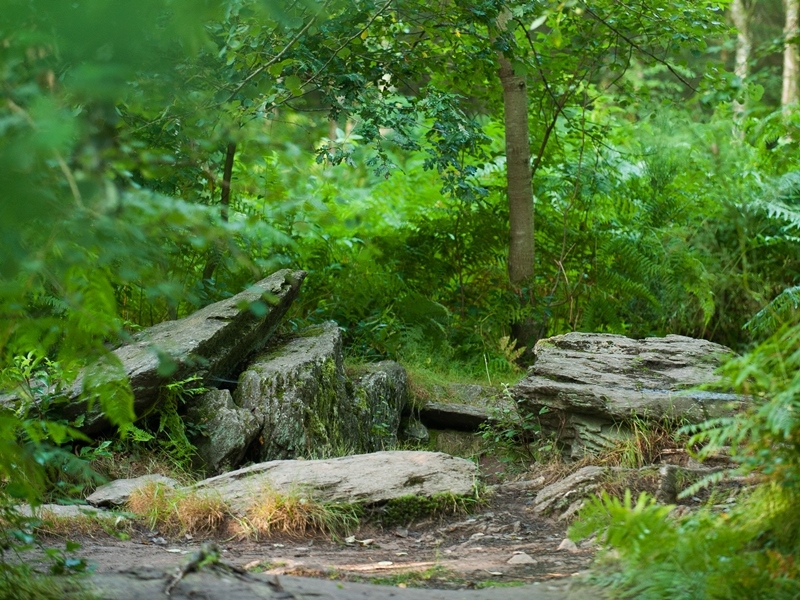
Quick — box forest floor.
[30,459,597,599]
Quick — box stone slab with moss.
[192,451,479,512]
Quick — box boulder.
[186,389,260,474]
[87,474,178,507]
[56,270,306,433]
[192,451,478,512]
[512,333,745,458]
[235,321,359,461]
[348,361,408,451]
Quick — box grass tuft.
[126,482,226,536]
[240,487,361,540]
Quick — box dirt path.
[37,482,596,598]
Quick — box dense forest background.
[4,0,800,597]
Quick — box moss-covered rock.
[349,361,407,451]
[186,388,260,474]
[235,321,356,461]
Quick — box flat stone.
[557,539,579,553]
[192,451,479,512]
[16,504,114,518]
[532,466,608,519]
[87,474,178,507]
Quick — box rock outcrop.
[62,270,306,433]
[235,321,354,461]
[235,323,406,462]
[512,333,745,458]
[193,451,478,511]
[348,361,408,451]
[186,389,260,474]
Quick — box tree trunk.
[498,55,535,286]
[203,142,236,282]
[731,0,751,117]
[783,0,800,109]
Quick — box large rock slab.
[54,270,305,433]
[186,389,260,474]
[88,570,582,600]
[512,333,745,458]
[193,451,478,512]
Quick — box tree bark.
[731,0,751,117]
[203,142,237,282]
[498,55,535,286]
[783,0,800,109]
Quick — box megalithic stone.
[69,269,306,434]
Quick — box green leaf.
[284,74,303,95]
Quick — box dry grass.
[126,482,359,540]
[89,450,196,491]
[34,511,132,538]
[238,487,361,540]
[597,419,681,468]
[126,481,227,536]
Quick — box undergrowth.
[569,323,800,599]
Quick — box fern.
[745,285,800,336]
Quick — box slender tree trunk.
[203,142,236,282]
[498,55,535,286]
[731,0,751,118]
[783,0,800,109]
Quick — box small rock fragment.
[557,538,579,553]
[507,552,536,565]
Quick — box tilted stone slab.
[192,451,478,512]
[68,270,305,433]
[512,333,746,458]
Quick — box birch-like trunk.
[783,0,800,109]
[731,0,751,117]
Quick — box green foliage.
[479,384,550,465]
[125,376,207,471]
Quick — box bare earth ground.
[26,463,598,599]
